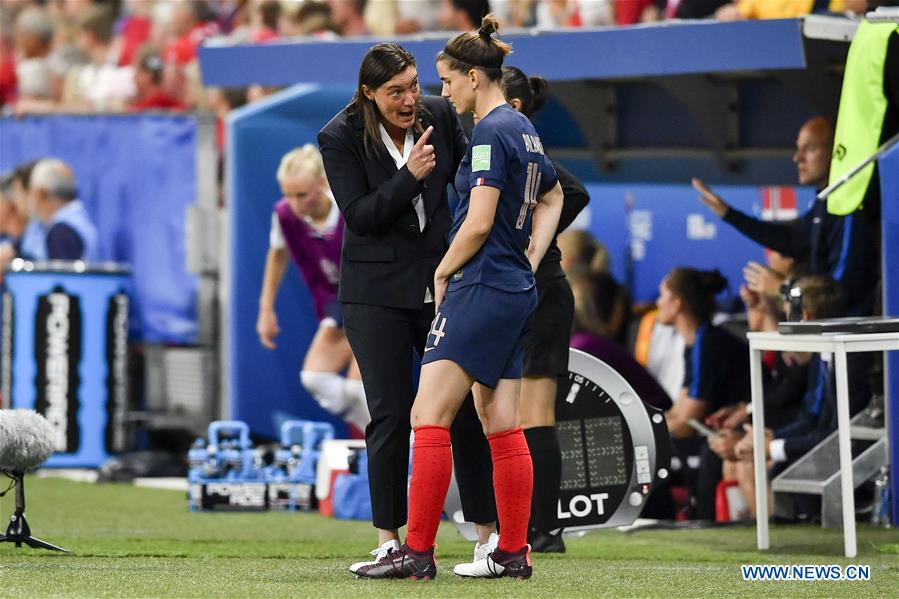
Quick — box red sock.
[488,427,533,554]
[405,426,452,553]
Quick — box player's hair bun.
[479,14,499,38]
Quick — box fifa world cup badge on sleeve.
[472,145,491,171]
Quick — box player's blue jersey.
[449,103,558,293]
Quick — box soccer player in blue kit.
[355,14,564,580]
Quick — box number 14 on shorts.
[425,313,447,352]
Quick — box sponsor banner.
[190,482,269,511]
[105,293,130,453]
[33,287,82,454]
[267,482,317,511]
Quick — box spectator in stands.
[116,0,153,67]
[0,173,28,285]
[731,275,871,518]
[63,5,134,112]
[614,0,660,24]
[715,0,868,20]
[395,0,444,33]
[26,158,99,262]
[535,0,614,27]
[45,7,88,99]
[7,160,44,264]
[659,267,749,519]
[0,6,17,108]
[742,248,802,303]
[692,117,879,316]
[706,282,810,472]
[556,229,609,276]
[11,5,55,113]
[128,43,185,111]
[570,269,631,345]
[163,1,219,66]
[14,5,54,72]
[280,1,341,37]
[665,0,730,19]
[438,0,491,30]
[570,270,673,411]
[570,269,675,519]
[251,0,281,42]
[0,174,26,246]
[707,248,808,431]
[327,0,369,36]
[13,54,53,115]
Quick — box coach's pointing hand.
[408,126,436,180]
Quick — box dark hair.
[573,271,632,344]
[291,1,341,35]
[501,66,548,119]
[258,0,282,30]
[350,43,425,155]
[451,0,490,28]
[0,172,15,200]
[136,44,164,85]
[794,275,846,320]
[189,0,216,24]
[78,5,116,44]
[665,267,727,323]
[13,159,39,191]
[438,14,512,82]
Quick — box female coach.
[354,15,564,580]
[317,43,495,571]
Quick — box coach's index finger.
[414,125,434,148]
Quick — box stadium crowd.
[0,0,876,117]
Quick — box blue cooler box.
[1,261,131,467]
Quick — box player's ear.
[509,98,523,112]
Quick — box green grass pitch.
[1,477,897,597]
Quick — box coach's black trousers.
[342,302,497,530]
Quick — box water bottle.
[871,466,892,528]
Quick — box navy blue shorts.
[421,283,537,388]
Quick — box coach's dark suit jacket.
[317,95,467,310]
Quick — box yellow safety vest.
[828,21,899,215]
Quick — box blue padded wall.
[227,84,355,439]
[0,115,199,343]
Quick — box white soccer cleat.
[454,544,533,579]
[473,532,499,563]
[349,539,400,574]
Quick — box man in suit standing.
[318,43,496,571]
